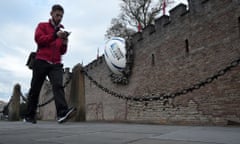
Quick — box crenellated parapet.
[130,0,238,47]
[169,3,188,21]
[155,15,170,29]
[142,24,155,37]
[131,3,189,43]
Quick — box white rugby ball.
[104,37,126,75]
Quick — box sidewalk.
[0,121,240,144]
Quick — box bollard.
[70,64,86,121]
[8,84,21,121]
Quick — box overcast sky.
[0,0,187,102]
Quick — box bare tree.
[105,18,135,40]
[120,0,163,28]
[105,0,174,39]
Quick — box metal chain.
[83,57,240,102]
[3,57,239,109]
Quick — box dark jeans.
[27,59,68,118]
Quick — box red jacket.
[35,20,67,64]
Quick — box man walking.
[25,4,75,124]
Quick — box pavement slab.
[0,121,240,144]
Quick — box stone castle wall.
[83,0,240,125]
[39,0,240,125]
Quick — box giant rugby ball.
[104,37,126,75]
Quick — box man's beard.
[52,19,60,26]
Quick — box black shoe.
[57,107,76,124]
[24,117,37,124]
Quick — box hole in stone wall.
[163,100,169,106]
[151,54,155,66]
[144,102,148,107]
[185,39,189,54]
[238,17,240,38]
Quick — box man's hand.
[62,38,68,45]
[56,31,68,39]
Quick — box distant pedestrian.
[25,4,76,124]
